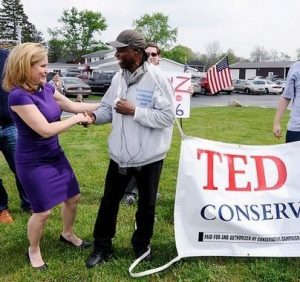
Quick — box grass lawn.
[68,94,102,101]
[1,106,300,282]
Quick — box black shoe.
[60,234,92,249]
[134,246,152,261]
[86,249,112,268]
[26,250,48,271]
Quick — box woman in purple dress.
[2,43,98,270]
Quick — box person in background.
[85,29,175,268]
[49,73,63,93]
[145,42,161,66]
[3,43,98,270]
[75,94,84,103]
[0,48,32,223]
[122,42,162,206]
[273,61,300,142]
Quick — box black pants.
[286,130,300,143]
[0,124,31,211]
[93,159,163,251]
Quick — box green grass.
[1,106,300,281]
[87,94,104,100]
[68,94,102,102]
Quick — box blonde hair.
[2,42,48,92]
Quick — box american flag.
[207,56,233,94]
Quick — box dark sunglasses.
[146,52,158,57]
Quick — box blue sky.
[20,0,300,59]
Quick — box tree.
[205,41,222,67]
[48,7,107,62]
[163,45,195,64]
[47,28,68,63]
[22,21,43,43]
[220,49,241,65]
[278,52,291,61]
[133,12,177,49]
[250,46,269,62]
[47,38,65,63]
[0,0,43,43]
[269,49,279,61]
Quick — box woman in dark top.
[3,43,98,270]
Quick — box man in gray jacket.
[86,29,175,268]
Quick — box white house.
[47,62,79,74]
[48,49,201,76]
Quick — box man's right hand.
[85,111,96,124]
[273,124,282,139]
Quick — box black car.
[86,72,116,94]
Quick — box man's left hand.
[115,98,135,116]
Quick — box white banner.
[175,136,300,257]
[130,136,300,277]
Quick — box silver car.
[233,79,266,95]
[60,77,91,98]
[276,80,286,92]
[191,76,202,95]
[252,79,283,94]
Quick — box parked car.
[264,74,281,81]
[252,79,283,94]
[64,72,81,78]
[60,77,91,98]
[46,72,58,82]
[200,76,234,95]
[247,76,263,81]
[76,74,90,82]
[233,79,266,95]
[275,80,286,92]
[86,72,116,94]
[191,76,202,95]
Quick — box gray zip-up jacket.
[93,62,175,167]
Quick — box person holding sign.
[145,42,161,66]
[85,29,175,268]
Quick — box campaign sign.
[175,136,300,257]
[166,72,191,118]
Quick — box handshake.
[77,111,96,127]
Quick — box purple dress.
[8,83,80,212]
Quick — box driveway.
[191,93,280,108]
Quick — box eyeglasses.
[146,52,158,57]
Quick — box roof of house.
[79,54,199,73]
[48,62,78,69]
[78,56,116,70]
[188,60,205,66]
[230,61,296,69]
[81,49,112,59]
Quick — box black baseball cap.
[107,29,146,49]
